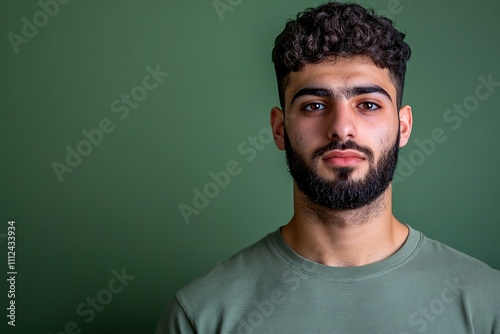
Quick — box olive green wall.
[1,0,499,332]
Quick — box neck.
[281,184,409,267]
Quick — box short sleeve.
[155,296,196,334]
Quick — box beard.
[284,130,400,211]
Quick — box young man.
[156,2,500,333]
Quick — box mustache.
[312,140,374,162]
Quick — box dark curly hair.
[272,1,411,110]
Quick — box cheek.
[296,121,331,150]
[370,116,398,141]
[375,129,397,157]
[366,125,395,160]
[286,120,313,147]
[287,129,320,163]
[291,131,309,155]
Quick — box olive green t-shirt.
[156,226,500,333]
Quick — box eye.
[357,101,380,111]
[302,102,326,113]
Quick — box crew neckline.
[268,224,423,281]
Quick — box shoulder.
[414,229,500,294]
[158,229,287,332]
[175,230,281,310]
[403,228,500,330]
[418,232,499,272]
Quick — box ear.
[398,105,413,148]
[270,106,285,150]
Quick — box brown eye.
[358,102,380,111]
[303,103,326,113]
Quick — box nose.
[327,101,357,141]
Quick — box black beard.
[284,130,400,210]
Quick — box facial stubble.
[284,129,400,212]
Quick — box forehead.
[285,56,397,105]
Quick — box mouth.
[321,149,366,167]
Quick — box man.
[156,2,500,333]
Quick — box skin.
[270,56,413,267]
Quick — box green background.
[1,0,499,333]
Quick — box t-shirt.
[155,225,500,333]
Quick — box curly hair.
[272,1,412,110]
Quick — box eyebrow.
[290,85,393,106]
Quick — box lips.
[322,150,365,166]
[322,150,365,159]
